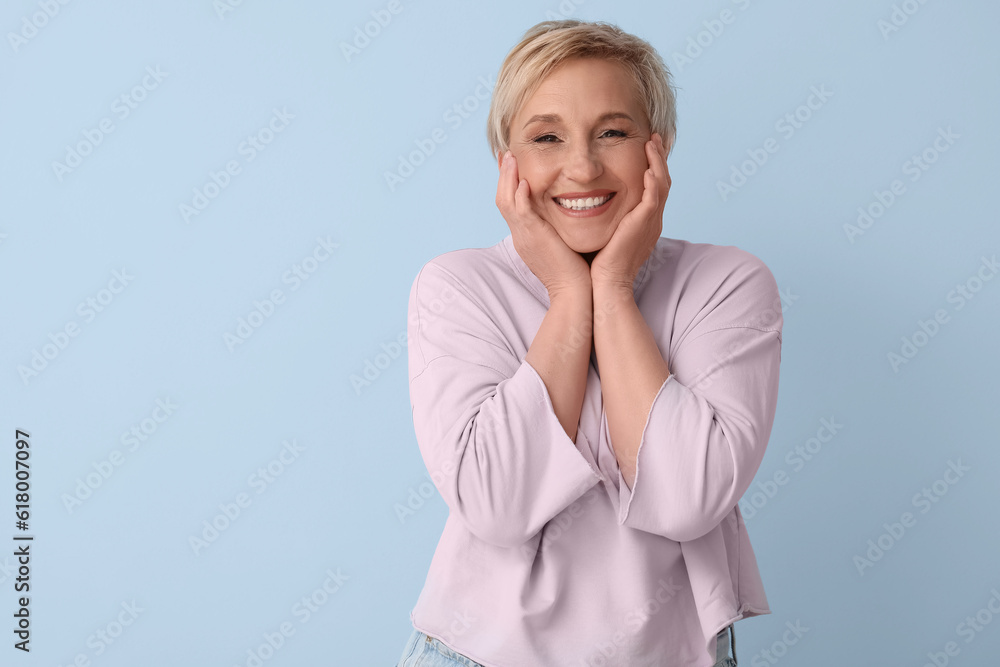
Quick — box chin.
[557,225,614,256]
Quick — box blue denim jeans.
[395,624,738,666]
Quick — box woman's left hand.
[590,132,671,291]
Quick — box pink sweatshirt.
[406,233,783,666]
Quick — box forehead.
[517,58,643,122]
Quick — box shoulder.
[407,240,520,315]
[655,237,775,285]
[420,242,510,282]
[649,237,782,333]
[406,241,522,372]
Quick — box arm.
[592,256,783,543]
[408,262,602,549]
[591,282,671,490]
[524,285,594,443]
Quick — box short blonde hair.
[486,19,678,162]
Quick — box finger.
[505,152,519,212]
[495,151,511,213]
[639,167,658,212]
[514,177,544,233]
[646,137,663,179]
[498,152,523,229]
[654,132,667,160]
[646,138,670,201]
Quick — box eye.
[530,129,628,143]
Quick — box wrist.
[547,277,593,304]
[592,278,635,301]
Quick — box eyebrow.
[521,111,637,129]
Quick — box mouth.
[553,192,616,211]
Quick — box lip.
[552,190,617,218]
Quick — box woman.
[397,19,782,667]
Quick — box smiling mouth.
[553,193,616,211]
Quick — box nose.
[561,140,603,184]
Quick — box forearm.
[592,283,671,489]
[524,287,593,443]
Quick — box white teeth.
[556,194,612,210]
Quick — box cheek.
[627,146,651,175]
[599,145,648,189]
[515,156,553,199]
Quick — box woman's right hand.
[495,151,592,301]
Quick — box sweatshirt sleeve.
[615,253,783,543]
[407,260,603,549]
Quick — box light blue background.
[1,0,998,665]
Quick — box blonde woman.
[397,19,782,667]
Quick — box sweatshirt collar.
[500,233,658,305]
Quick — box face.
[504,57,654,255]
